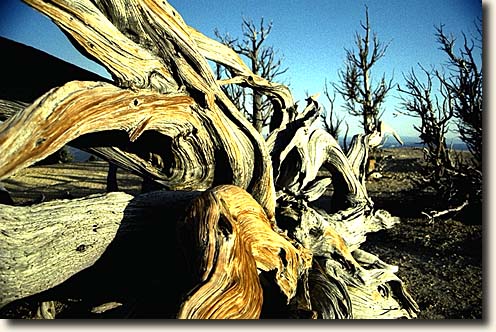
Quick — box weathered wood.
[177,185,311,319]
[0,100,26,123]
[11,0,281,219]
[188,26,294,129]
[0,190,200,309]
[0,81,191,179]
[266,97,418,318]
[0,192,131,308]
[0,0,420,319]
[0,37,123,187]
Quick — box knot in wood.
[76,244,87,252]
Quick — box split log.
[0,0,419,319]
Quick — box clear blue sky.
[0,0,483,139]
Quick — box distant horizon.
[340,134,468,150]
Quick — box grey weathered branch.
[266,97,417,318]
[0,190,200,308]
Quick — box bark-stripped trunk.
[0,0,419,319]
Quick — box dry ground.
[363,148,482,320]
[0,147,483,319]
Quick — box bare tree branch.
[397,65,455,177]
[435,23,482,168]
[215,17,288,133]
[320,79,345,141]
[333,6,393,135]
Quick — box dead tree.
[398,66,455,178]
[213,34,247,119]
[333,6,393,135]
[320,79,348,150]
[216,17,288,134]
[435,23,482,169]
[397,23,482,218]
[0,0,418,319]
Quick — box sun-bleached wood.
[0,0,419,319]
[0,190,200,308]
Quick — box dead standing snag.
[0,0,418,319]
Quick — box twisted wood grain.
[177,185,311,319]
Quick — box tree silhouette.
[320,79,348,149]
[398,65,455,178]
[435,22,482,169]
[333,6,393,135]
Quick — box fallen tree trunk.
[0,0,419,319]
[0,190,200,309]
[2,0,279,219]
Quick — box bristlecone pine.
[0,0,419,319]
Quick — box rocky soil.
[363,148,482,320]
